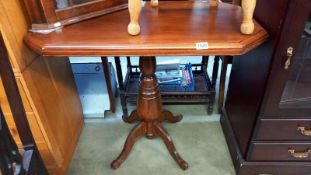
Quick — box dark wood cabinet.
[221,0,311,174]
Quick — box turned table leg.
[111,56,188,170]
[241,0,256,34]
[151,0,158,7]
[128,0,141,35]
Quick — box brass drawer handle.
[297,126,311,136]
[288,148,311,159]
[284,47,293,70]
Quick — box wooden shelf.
[24,1,268,56]
[125,67,211,104]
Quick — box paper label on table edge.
[195,42,209,50]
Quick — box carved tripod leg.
[122,110,140,123]
[210,0,219,7]
[111,122,145,169]
[151,0,158,7]
[128,0,142,35]
[160,110,183,123]
[241,0,256,34]
[154,122,189,170]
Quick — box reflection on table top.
[24,1,268,56]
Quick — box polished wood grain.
[112,57,188,170]
[24,1,268,56]
[22,56,84,174]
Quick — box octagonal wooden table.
[24,1,268,170]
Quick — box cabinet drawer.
[249,142,311,161]
[255,119,311,141]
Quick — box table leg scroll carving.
[122,110,140,123]
[160,110,183,123]
[128,0,142,35]
[154,122,189,170]
[241,0,256,34]
[111,122,145,169]
[111,56,188,170]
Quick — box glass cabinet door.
[280,13,311,109]
[262,0,311,118]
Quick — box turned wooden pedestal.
[111,56,188,170]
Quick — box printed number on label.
[195,42,209,50]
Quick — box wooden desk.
[24,1,268,170]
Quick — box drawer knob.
[297,126,311,136]
[95,65,101,72]
[288,148,311,159]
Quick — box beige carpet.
[68,104,235,175]
[68,56,235,174]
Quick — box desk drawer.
[249,142,311,161]
[255,119,311,141]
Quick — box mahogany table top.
[24,1,268,56]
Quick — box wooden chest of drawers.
[254,119,311,141]
[221,0,311,174]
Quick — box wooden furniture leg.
[128,0,142,35]
[154,122,188,170]
[218,56,230,113]
[151,0,158,7]
[210,0,219,7]
[209,56,220,114]
[111,56,188,170]
[123,109,140,123]
[115,57,130,119]
[241,0,256,34]
[111,122,145,169]
[101,57,116,113]
[160,110,183,123]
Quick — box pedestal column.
[111,56,188,170]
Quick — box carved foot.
[111,122,145,169]
[122,110,140,123]
[161,110,183,123]
[154,123,189,170]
